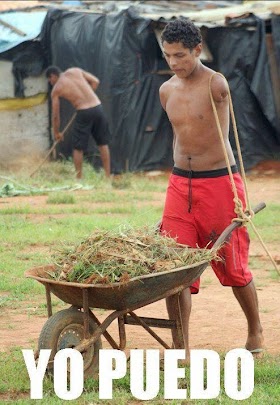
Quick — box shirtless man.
[46,66,111,179]
[159,19,264,360]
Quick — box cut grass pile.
[48,226,218,284]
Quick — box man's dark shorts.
[72,105,111,151]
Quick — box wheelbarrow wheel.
[38,307,102,378]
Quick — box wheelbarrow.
[25,202,265,377]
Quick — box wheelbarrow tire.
[38,307,102,378]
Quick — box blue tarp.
[0,11,47,53]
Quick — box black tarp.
[205,15,280,167]
[39,7,280,172]
[2,6,280,172]
[272,15,280,66]
[39,7,173,173]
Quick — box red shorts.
[161,166,252,294]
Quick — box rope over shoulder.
[209,72,279,275]
[208,72,253,223]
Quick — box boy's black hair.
[45,65,62,78]
[161,18,202,49]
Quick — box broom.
[29,113,77,177]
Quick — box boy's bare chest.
[166,87,212,127]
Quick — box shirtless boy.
[159,19,264,360]
[46,66,111,178]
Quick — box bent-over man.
[46,66,111,179]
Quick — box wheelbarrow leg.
[175,293,185,349]
[83,289,127,349]
[82,289,90,339]
[89,311,123,350]
[170,292,185,350]
[128,311,171,349]
[118,316,127,350]
[76,308,130,353]
[45,284,52,318]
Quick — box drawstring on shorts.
[188,157,193,213]
[172,165,239,215]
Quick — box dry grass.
[47,225,219,284]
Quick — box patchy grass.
[0,162,279,404]
[46,193,76,204]
[0,349,279,404]
[249,203,280,242]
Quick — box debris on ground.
[0,179,93,197]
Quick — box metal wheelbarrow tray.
[25,203,265,377]
[25,259,209,311]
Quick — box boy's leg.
[232,281,264,354]
[73,149,84,179]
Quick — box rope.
[209,73,279,275]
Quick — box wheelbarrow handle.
[212,202,266,250]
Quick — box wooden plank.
[0,17,26,36]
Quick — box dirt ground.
[1,164,280,356]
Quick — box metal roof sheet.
[84,1,280,26]
[1,0,280,56]
[0,10,47,53]
[0,1,41,12]
[137,1,280,26]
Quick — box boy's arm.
[51,88,63,141]
[81,69,100,91]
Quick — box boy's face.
[48,73,59,86]
[162,41,201,79]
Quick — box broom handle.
[30,113,77,177]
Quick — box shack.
[0,2,49,167]
[1,0,280,173]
